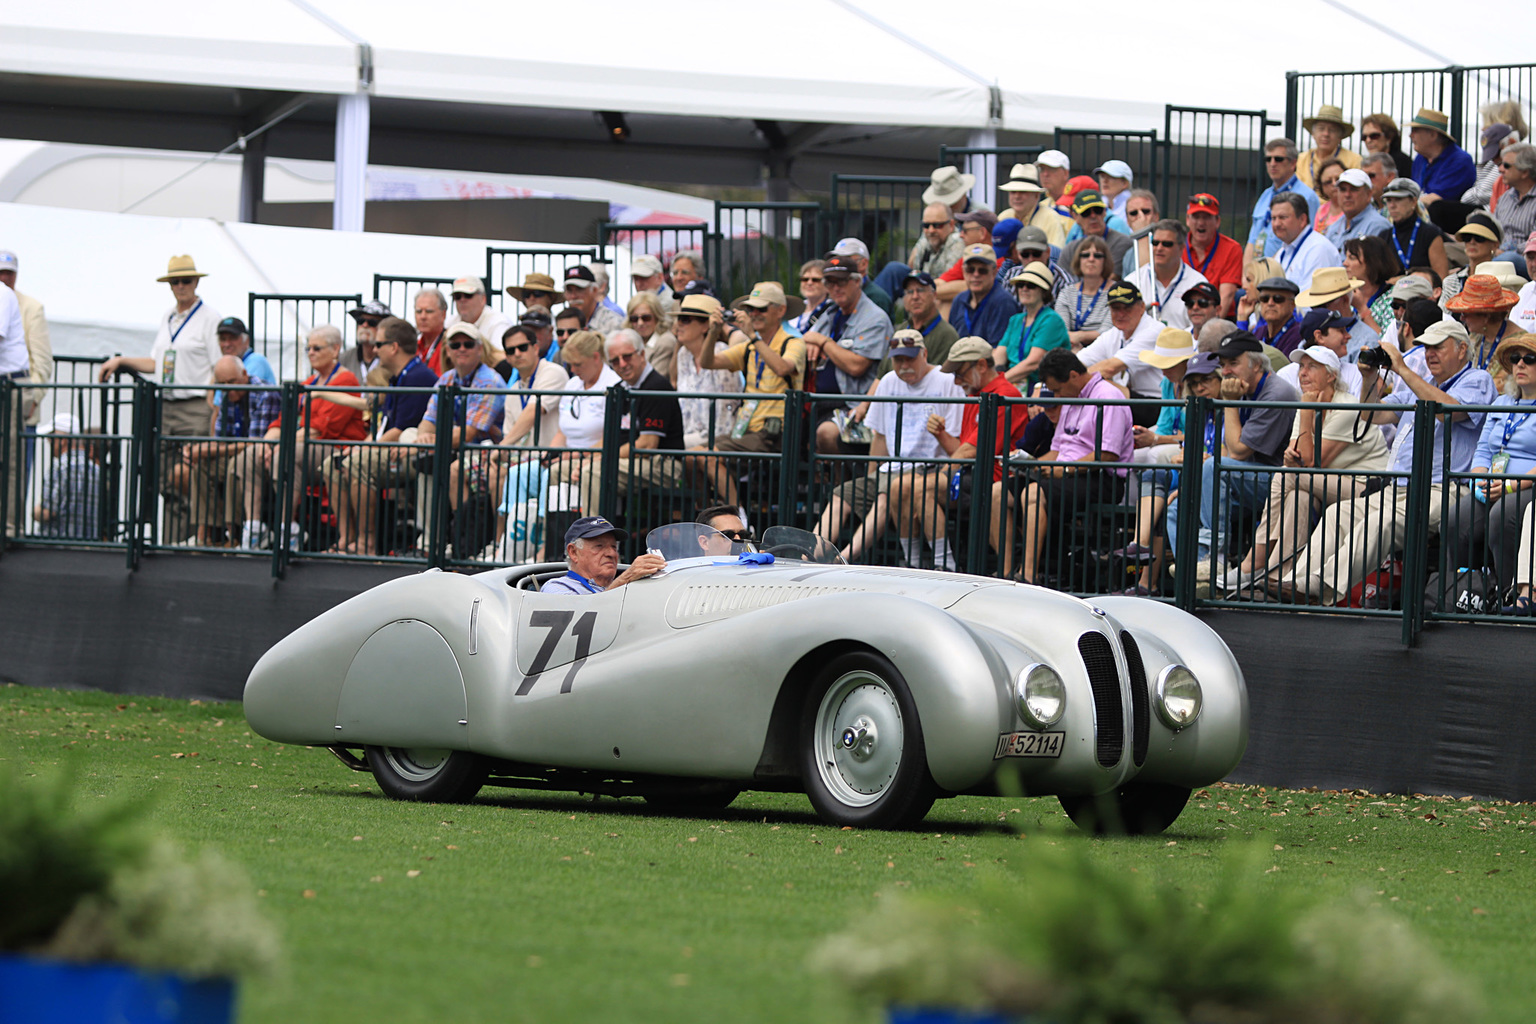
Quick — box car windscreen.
[643,523,753,562]
[759,526,846,564]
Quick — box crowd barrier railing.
[5,378,1533,644]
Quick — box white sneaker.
[284,522,303,552]
[1217,567,1254,592]
[241,523,271,551]
[1194,560,1213,583]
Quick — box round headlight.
[1155,664,1202,729]
[1016,663,1066,729]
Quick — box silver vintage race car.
[244,524,1248,832]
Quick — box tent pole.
[333,92,370,232]
[238,132,266,224]
[966,128,996,210]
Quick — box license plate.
[995,731,1065,759]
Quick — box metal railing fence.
[247,294,362,381]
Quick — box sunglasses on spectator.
[1150,239,1177,248]
[608,351,640,365]
[169,277,197,286]
[676,314,709,324]
[1264,155,1290,163]
[451,293,474,300]
[920,221,950,230]
[1511,353,1536,366]
[1391,300,1408,310]
[505,341,535,354]
[1189,299,1217,308]
[555,327,578,337]
[447,340,477,350]
[1126,208,1154,217]
[305,345,330,352]
[1259,294,1291,304]
[1078,251,1104,259]
[358,318,381,327]
[963,265,992,274]
[628,313,656,324]
[1361,131,1384,141]
[800,275,823,283]
[1502,161,1517,169]
[1020,249,1047,259]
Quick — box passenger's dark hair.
[555,306,586,327]
[1406,264,1443,289]
[1404,298,1444,337]
[1038,349,1085,384]
[502,324,538,347]
[695,504,741,528]
[1269,192,1310,220]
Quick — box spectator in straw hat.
[97,255,222,542]
[1297,265,1375,360]
[506,272,561,316]
[1447,272,1528,382]
[1492,143,1536,262]
[997,261,1070,389]
[1324,168,1391,256]
[1443,212,1505,308]
[922,165,978,215]
[996,164,1069,247]
[1408,107,1477,232]
[1297,104,1362,189]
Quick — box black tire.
[641,783,741,813]
[1058,781,1192,836]
[799,651,938,829]
[364,745,488,803]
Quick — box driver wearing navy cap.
[541,516,665,594]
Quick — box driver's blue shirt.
[540,570,604,595]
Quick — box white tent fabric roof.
[2,2,1530,137]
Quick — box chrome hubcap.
[815,672,903,806]
[384,747,451,782]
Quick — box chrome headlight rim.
[1154,663,1202,730]
[1015,663,1066,730]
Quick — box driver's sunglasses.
[1189,299,1217,308]
[718,529,753,542]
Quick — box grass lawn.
[4,681,1535,1022]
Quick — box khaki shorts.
[713,430,778,453]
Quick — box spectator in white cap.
[445,274,513,371]
[560,265,625,337]
[922,166,978,215]
[831,237,892,316]
[1324,168,1391,255]
[1035,150,1072,214]
[630,254,677,314]
[0,250,52,491]
[996,163,1069,248]
[1094,160,1134,220]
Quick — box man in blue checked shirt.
[183,355,283,548]
[1247,138,1320,260]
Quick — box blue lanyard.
[1155,266,1186,315]
[1501,399,1536,448]
[1280,227,1311,271]
[917,317,938,337]
[563,570,603,593]
[1203,416,1217,454]
[168,300,203,345]
[1478,321,1509,370]
[1015,312,1037,360]
[1238,373,1268,425]
[1185,238,1216,277]
[1073,283,1104,330]
[1392,219,1420,270]
[1259,177,1298,239]
[963,287,994,335]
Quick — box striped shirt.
[1493,186,1536,261]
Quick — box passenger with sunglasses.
[1442,213,1504,308]
[625,290,677,379]
[1248,276,1305,354]
[695,504,752,556]
[1359,114,1413,179]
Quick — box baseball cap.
[1298,308,1353,340]
[1256,276,1301,296]
[1186,352,1222,376]
[0,251,16,273]
[562,266,597,289]
[631,254,664,277]
[1036,150,1070,170]
[832,237,871,260]
[347,299,391,322]
[992,217,1024,256]
[1390,276,1433,301]
[1336,168,1372,189]
[941,336,996,374]
[564,515,628,546]
[741,282,787,309]
[901,270,938,291]
[1216,331,1265,359]
[444,322,481,345]
[1526,230,1536,255]
[890,329,925,357]
[216,316,248,336]
[961,243,997,266]
[1094,159,1134,182]
[678,293,722,317]
[1418,319,1469,346]
[1070,189,1108,214]
[451,275,486,297]
[821,253,860,277]
[1106,281,1143,306]
[1015,225,1050,255]
[678,278,716,298]
[1183,281,1220,305]
[955,209,999,232]
[518,308,553,328]
[1382,177,1423,201]
[1186,193,1220,216]
[1290,345,1343,376]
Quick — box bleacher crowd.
[6,100,1536,616]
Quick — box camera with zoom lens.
[1358,347,1394,371]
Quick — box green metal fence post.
[1172,394,1206,611]
[1448,67,1465,152]
[427,384,454,568]
[1401,399,1437,646]
[1284,71,1299,140]
[598,386,623,521]
[126,378,154,571]
[967,391,1000,576]
[0,380,11,558]
[777,390,805,529]
[272,382,300,579]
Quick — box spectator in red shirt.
[1184,194,1244,316]
[926,336,1028,573]
[257,325,366,550]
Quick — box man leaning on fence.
[1273,319,1496,605]
[330,316,439,556]
[98,255,222,545]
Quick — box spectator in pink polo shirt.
[1004,348,1133,583]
